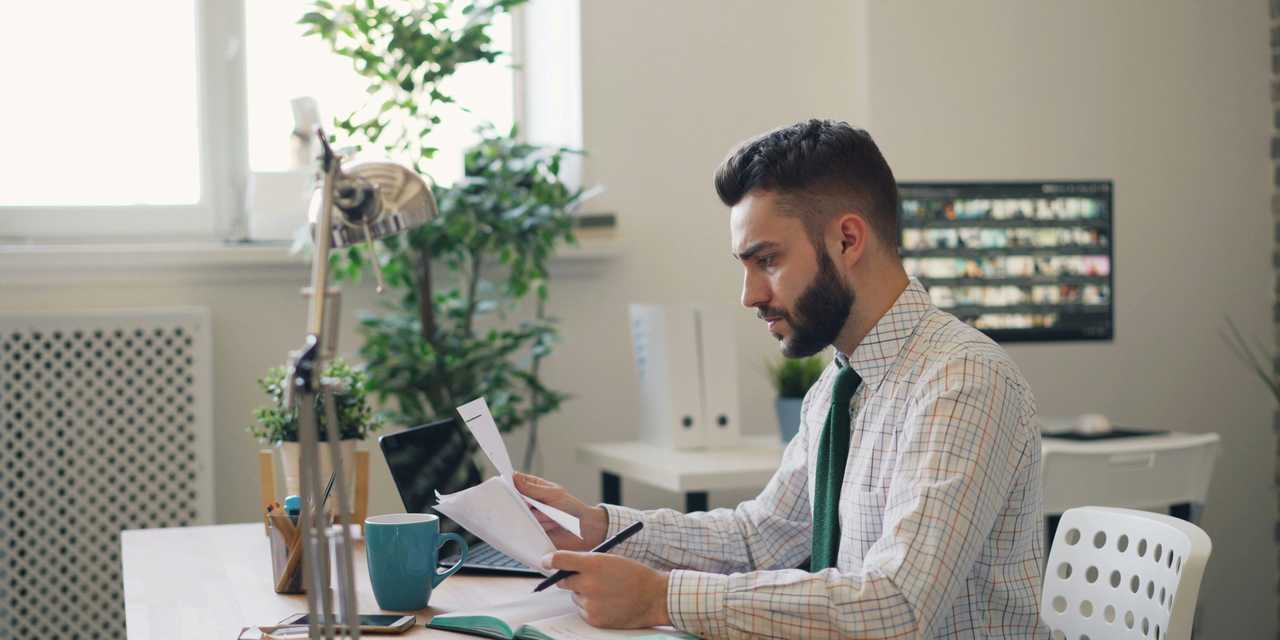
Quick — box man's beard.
[763,250,855,358]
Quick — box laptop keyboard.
[441,542,531,570]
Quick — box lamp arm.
[285,126,434,639]
[288,126,362,639]
[306,137,340,344]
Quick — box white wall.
[862,2,1273,635]
[1,1,1271,635]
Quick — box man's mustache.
[756,307,789,321]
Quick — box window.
[1,1,516,240]
[0,0,211,237]
[244,1,515,187]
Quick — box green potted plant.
[766,355,828,442]
[249,357,384,498]
[300,0,585,499]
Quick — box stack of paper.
[433,398,582,575]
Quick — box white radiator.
[0,308,214,640]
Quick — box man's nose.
[741,271,769,309]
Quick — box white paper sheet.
[433,477,556,576]
[455,397,581,539]
[526,615,695,639]
[458,397,515,477]
[435,398,582,571]
[521,493,582,537]
[434,587,574,628]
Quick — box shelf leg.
[602,472,621,505]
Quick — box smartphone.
[261,613,415,635]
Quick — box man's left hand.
[543,551,670,629]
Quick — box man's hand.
[514,472,609,551]
[544,551,670,629]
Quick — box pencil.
[275,528,305,593]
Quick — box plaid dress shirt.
[602,278,1047,639]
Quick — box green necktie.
[810,364,862,571]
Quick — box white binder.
[696,305,742,448]
[628,304,742,450]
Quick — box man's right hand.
[514,472,609,551]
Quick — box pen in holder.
[265,473,337,594]
[266,506,306,594]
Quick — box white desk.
[577,435,784,511]
[578,431,1218,529]
[121,523,539,639]
[1039,430,1219,525]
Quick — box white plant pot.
[276,439,358,516]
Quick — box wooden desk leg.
[686,492,708,513]
[602,472,621,505]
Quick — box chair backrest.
[1041,507,1211,640]
[1041,432,1219,516]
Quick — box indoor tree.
[301,0,584,493]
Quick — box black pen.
[533,521,644,592]
[319,470,337,511]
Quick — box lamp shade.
[308,160,436,247]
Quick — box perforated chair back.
[1041,507,1211,640]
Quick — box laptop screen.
[379,417,546,575]
[378,418,482,519]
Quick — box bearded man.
[517,120,1047,639]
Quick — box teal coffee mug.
[365,513,468,611]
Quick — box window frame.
[1,0,528,243]
[0,0,248,241]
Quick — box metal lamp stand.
[284,135,362,639]
[280,125,437,639]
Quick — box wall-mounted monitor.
[898,181,1113,342]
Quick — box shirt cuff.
[667,570,729,638]
[600,503,649,559]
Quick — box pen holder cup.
[267,516,306,594]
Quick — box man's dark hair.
[714,119,900,251]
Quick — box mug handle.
[432,532,469,587]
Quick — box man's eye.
[757,255,776,269]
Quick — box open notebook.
[428,589,694,640]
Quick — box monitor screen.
[898,181,1113,342]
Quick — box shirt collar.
[832,277,932,391]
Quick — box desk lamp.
[284,128,436,639]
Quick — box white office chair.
[1041,507,1212,640]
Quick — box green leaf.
[298,11,328,26]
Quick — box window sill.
[0,237,622,286]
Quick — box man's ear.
[833,212,870,268]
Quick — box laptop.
[379,418,542,576]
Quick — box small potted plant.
[766,355,828,442]
[249,357,384,498]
